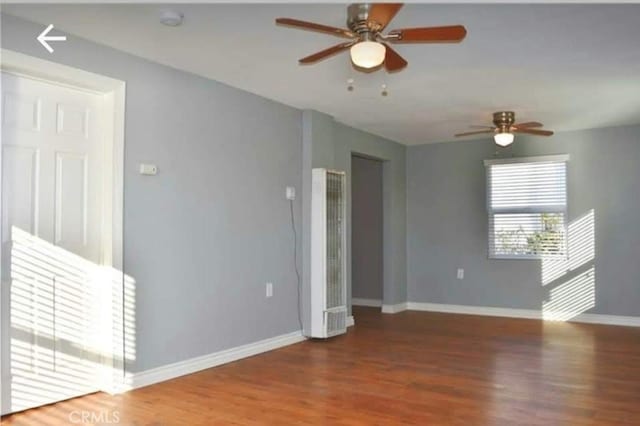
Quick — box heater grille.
[310,168,347,338]
[325,309,347,336]
[326,171,344,309]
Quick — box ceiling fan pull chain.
[347,78,355,92]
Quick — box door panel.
[1,146,40,241]
[2,93,41,132]
[56,103,89,139]
[1,72,107,413]
[54,152,89,252]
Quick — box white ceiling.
[5,4,640,145]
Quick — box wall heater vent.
[309,169,347,338]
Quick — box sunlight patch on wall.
[542,267,596,321]
[541,210,596,322]
[541,210,595,286]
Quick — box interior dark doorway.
[351,155,384,309]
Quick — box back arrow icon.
[37,24,66,53]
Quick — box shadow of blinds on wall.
[484,155,569,260]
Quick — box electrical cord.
[289,199,304,332]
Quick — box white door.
[1,72,107,413]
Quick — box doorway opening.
[0,50,128,415]
[350,154,384,310]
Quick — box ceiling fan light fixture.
[494,132,515,147]
[350,41,386,69]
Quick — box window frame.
[484,154,570,260]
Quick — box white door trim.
[0,49,126,413]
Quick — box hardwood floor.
[3,307,640,425]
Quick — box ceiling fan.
[455,112,554,147]
[276,3,467,72]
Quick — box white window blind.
[485,155,569,259]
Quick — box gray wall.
[2,14,303,372]
[351,156,383,301]
[334,121,407,308]
[407,124,640,316]
[301,111,407,326]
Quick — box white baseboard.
[382,302,408,314]
[406,302,640,327]
[347,315,355,327]
[560,312,640,327]
[352,298,382,307]
[125,331,306,391]
[407,302,539,319]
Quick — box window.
[485,155,569,259]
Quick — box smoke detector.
[160,9,183,27]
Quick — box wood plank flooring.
[3,307,640,425]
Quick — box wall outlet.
[266,282,273,298]
[286,186,296,200]
[457,268,464,280]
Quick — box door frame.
[0,49,126,414]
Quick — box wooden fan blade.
[389,25,467,43]
[383,43,408,72]
[368,3,404,31]
[455,129,494,137]
[513,122,543,129]
[276,18,355,39]
[299,42,355,64]
[468,125,495,129]
[513,128,554,136]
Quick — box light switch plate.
[286,186,296,200]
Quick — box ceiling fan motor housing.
[348,4,381,35]
[493,111,516,132]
